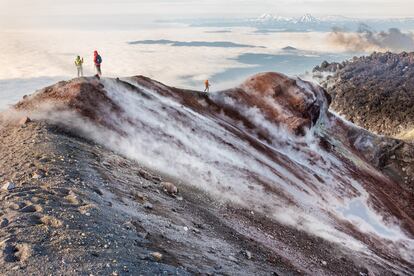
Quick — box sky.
[0,0,413,22]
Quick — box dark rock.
[313,52,414,138]
[0,218,9,228]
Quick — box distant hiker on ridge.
[93,50,103,76]
[204,79,211,93]
[74,56,84,77]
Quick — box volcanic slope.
[1,72,414,275]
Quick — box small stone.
[150,252,163,262]
[32,169,46,179]
[183,226,189,232]
[18,116,31,126]
[161,182,178,196]
[1,182,16,191]
[228,256,238,262]
[0,218,9,228]
[192,228,200,234]
[143,202,153,210]
[242,250,252,260]
[321,260,327,266]
[133,192,146,201]
[39,157,50,163]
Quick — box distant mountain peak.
[258,13,273,21]
[297,13,319,23]
[255,13,291,22]
[254,13,320,24]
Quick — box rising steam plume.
[328,24,414,52]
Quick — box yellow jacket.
[75,57,84,67]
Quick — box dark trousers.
[95,65,102,76]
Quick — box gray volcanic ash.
[3,72,414,274]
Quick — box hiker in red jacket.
[94,50,103,76]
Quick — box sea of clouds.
[0,25,356,110]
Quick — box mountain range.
[189,14,414,32]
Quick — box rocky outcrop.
[313,52,414,192]
[313,52,414,138]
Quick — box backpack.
[96,55,102,64]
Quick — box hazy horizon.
[1,0,414,30]
[1,0,413,109]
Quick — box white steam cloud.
[328,24,414,52]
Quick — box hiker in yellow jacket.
[75,56,84,77]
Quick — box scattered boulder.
[150,252,163,262]
[241,250,252,260]
[143,202,153,210]
[161,182,178,196]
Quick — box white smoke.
[328,25,414,52]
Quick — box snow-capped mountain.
[255,13,292,23]
[189,14,414,32]
[296,13,319,23]
[254,13,320,24]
